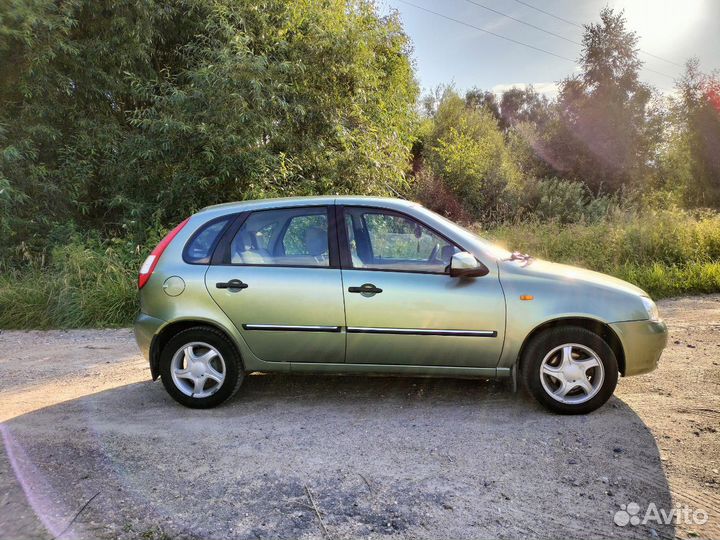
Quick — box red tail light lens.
[138,218,190,289]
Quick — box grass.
[1,208,719,329]
[0,242,139,329]
[484,208,720,298]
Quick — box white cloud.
[491,82,560,99]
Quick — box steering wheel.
[428,242,440,262]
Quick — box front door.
[339,206,505,368]
[206,205,345,363]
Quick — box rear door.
[206,205,346,364]
[338,206,505,368]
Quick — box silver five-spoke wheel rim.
[170,342,226,398]
[539,343,605,405]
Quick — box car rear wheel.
[521,326,618,414]
[159,327,244,408]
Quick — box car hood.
[500,258,647,297]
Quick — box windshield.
[422,207,512,260]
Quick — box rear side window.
[229,207,329,267]
[282,214,328,256]
[183,217,232,264]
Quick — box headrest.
[237,230,256,250]
[304,226,327,256]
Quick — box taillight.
[138,218,190,289]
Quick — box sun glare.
[612,0,706,53]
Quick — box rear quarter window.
[183,217,232,264]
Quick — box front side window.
[344,207,460,273]
[230,207,329,267]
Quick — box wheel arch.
[517,317,626,376]
[150,319,243,380]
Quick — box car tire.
[159,326,244,408]
[521,326,618,414]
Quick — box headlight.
[641,296,660,322]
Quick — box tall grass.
[0,208,719,329]
[0,242,139,329]
[484,208,720,298]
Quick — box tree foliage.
[420,90,520,220]
[2,1,720,268]
[499,86,550,130]
[667,59,720,206]
[0,0,418,260]
[546,8,654,193]
[413,8,720,222]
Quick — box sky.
[377,0,720,98]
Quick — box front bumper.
[610,319,668,376]
[134,312,165,363]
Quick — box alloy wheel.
[539,343,605,405]
[170,342,226,398]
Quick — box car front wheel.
[159,327,244,408]
[521,326,618,414]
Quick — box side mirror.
[449,251,489,278]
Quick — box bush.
[483,208,720,297]
[0,240,142,329]
[0,0,418,266]
[421,91,521,220]
[503,177,623,224]
[411,167,471,222]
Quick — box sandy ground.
[0,296,719,540]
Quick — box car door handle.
[216,279,249,290]
[348,283,382,294]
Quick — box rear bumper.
[610,319,668,376]
[134,312,165,363]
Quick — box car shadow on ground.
[1,373,675,540]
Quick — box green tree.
[665,59,720,206]
[465,87,501,124]
[129,1,418,210]
[0,0,174,254]
[545,8,656,193]
[500,86,555,180]
[506,121,554,180]
[499,85,550,130]
[0,0,418,262]
[419,90,521,220]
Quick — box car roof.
[198,195,422,216]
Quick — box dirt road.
[1,296,719,540]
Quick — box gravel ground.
[1,295,719,540]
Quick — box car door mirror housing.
[449,251,489,278]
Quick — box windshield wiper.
[504,251,534,267]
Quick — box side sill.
[287,362,498,378]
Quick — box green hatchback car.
[134,196,667,414]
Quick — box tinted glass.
[230,207,329,267]
[345,208,459,273]
[184,217,231,264]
